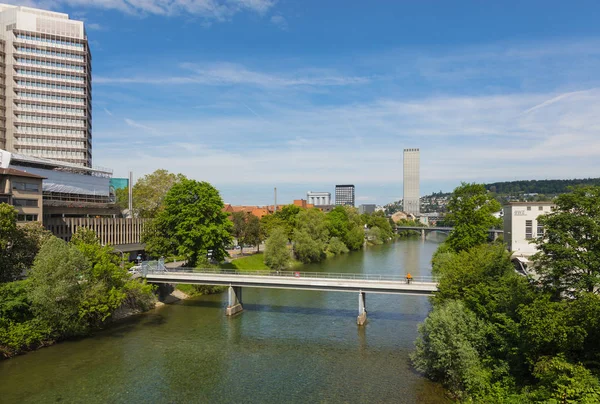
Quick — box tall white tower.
[0,4,92,167]
[403,148,420,216]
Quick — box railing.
[144,268,438,284]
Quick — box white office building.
[503,202,554,257]
[0,4,92,167]
[403,148,420,216]
[307,191,331,206]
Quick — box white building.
[0,4,92,167]
[503,202,554,257]
[403,148,420,216]
[307,191,331,206]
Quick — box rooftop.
[0,167,45,179]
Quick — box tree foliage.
[293,208,329,263]
[264,227,291,271]
[325,206,364,250]
[123,169,185,218]
[232,212,263,253]
[143,179,232,266]
[445,183,502,252]
[532,185,600,297]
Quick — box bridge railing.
[144,268,438,283]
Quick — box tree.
[232,212,263,254]
[128,169,184,218]
[146,179,232,266]
[28,237,89,337]
[264,227,290,271]
[0,204,42,283]
[326,206,364,250]
[532,186,600,297]
[363,211,394,241]
[445,183,501,252]
[274,204,301,241]
[327,237,349,255]
[293,208,329,263]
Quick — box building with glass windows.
[335,184,355,207]
[403,148,420,216]
[0,4,92,167]
[503,202,554,258]
[307,191,331,206]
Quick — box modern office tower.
[307,191,331,206]
[403,148,420,216]
[0,4,92,167]
[335,184,355,206]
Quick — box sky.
[10,0,600,205]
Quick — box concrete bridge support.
[421,229,426,240]
[357,291,367,326]
[226,286,243,316]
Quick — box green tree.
[363,211,394,241]
[412,300,491,400]
[327,237,349,255]
[326,206,364,250]
[531,356,600,403]
[129,169,184,218]
[532,186,600,297]
[145,179,232,266]
[232,212,263,253]
[264,227,290,271]
[260,214,286,238]
[293,208,329,264]
[445,183,501,252]
[274,204,301,241]
[28,237,89,337]
[0,204,42,283]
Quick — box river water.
[0,239,449,403]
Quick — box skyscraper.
[403,148,420,216]
[0,4,92,167]
[335,184,355,206]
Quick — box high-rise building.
[403,148,420,216]
[0,4,92,167]
[307,191,331,206]
[335,184,355,206]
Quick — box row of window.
[16,148,86,159]
[17,92,85,104]
[525,220,545,240]
[17,138,86,148]
[13,198,38,207]
[17,114,85,125]
[15,58,85,72]
[15,34,85,49]
[12,182,40,192]
[16,80,85,93]
[16,125,85,135]
[526,206,547,211]
[16,47,84,61]
[17,103,85,115]
[16,69,85,82]
[17,214,38,222]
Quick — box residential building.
[0,166,44,222]
[335,184,355,206]
[403,148,420,216]
[503,202,554,257]
[307,191,331,206]
[359,204,376,214]
[0,4,92,167]
[293,199,314,209]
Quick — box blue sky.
[14,0,600,205]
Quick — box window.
[537,224,544,237]
[13,182,39,192]
[0,196,9,204]
[12,198,38,207]
[17,214,38,222]
[525,220,533,240]
[538,206,543,211]
[527,206,532,211]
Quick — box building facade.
[403,148,420,216]
[307,191,331,206]
[359,204,376,214]
[0,4,92,167]
[0,166,43,222]
[503,202,554,257]
[335,184,355,206]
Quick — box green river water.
[0,238,450,403]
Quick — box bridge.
[142,268,438,325]
[396,226,503,240]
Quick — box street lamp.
[113,247,125,268]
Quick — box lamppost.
[113,247,125,268]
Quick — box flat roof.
[504,202,554,206]
[0,168,45,179]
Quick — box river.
[0,238,450,403]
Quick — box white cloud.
[86,22,103,30]
[21,0,276,19]
[124,118,154,131]
[95,62,371,87]
[270,15,287,30]
[103,107,113,116]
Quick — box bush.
[327,237,349,255]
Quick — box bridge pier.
[357,291,367,326]
[226,286,243,316]
[421,229,426,240]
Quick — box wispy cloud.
[270,15,287,30]
[124,118,154,132]
[24,0,277,20]
[95,62,371,88]
[103,107,113,116]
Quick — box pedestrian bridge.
[142,269,438,325]
[396,226,503,240]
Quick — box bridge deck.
[144,269,438,295]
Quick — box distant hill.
[485,178,600,196]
